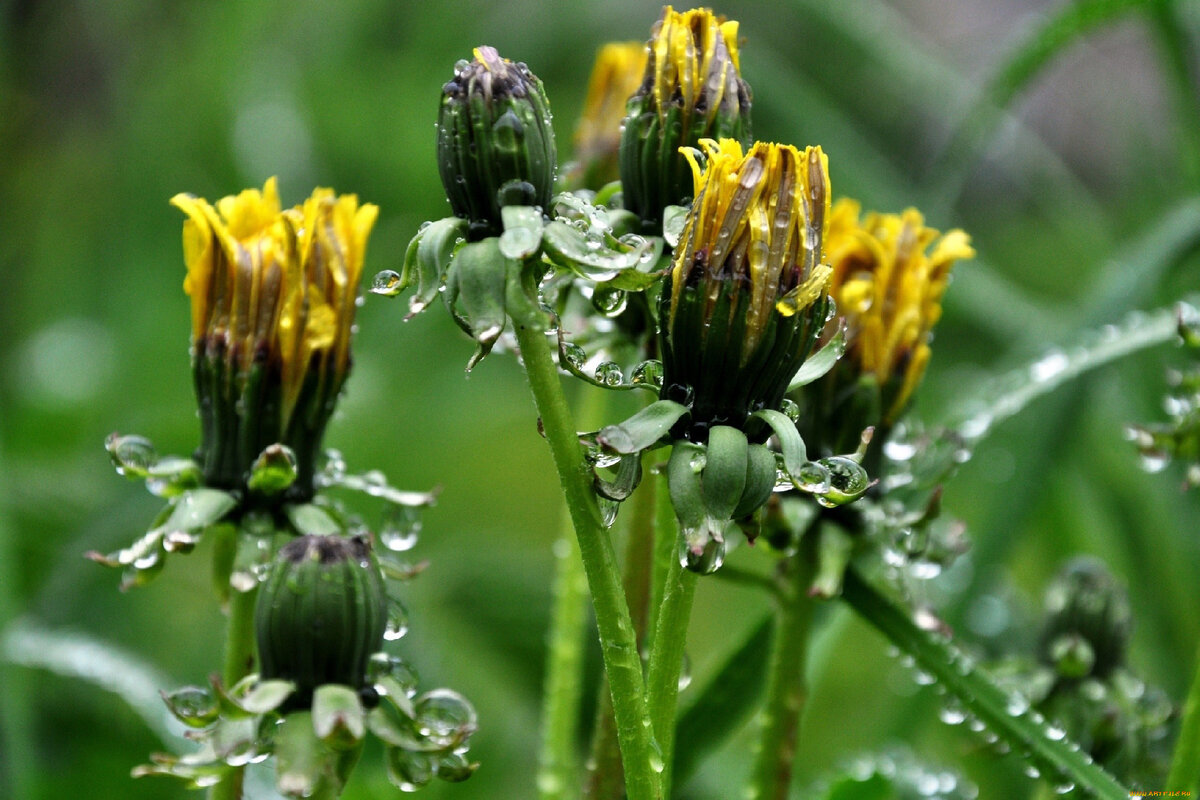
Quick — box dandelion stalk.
[746,548,816,800]
[508,265,661,800]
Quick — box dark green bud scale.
[1038,558,1132,679]
[437,46,557,239]
[255,535,388,704]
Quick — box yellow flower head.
[570,41,648,189]
[661,139,833,431]
[825,198,973,421]
[620,7,752,225]
[649,6,743,124]
[171,178,377,494]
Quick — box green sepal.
[597,399,690,454]
[498,205,544,260]
[450,238,510,369]
[285,503,342,537]
[275,711,343,798]
[236,679,297,715]
[594,453,643,502]
[748,409,808,479]
[733,443,777,520]
[541,219,660,281]
[403,217,468,318]
[788,320,847,391]
[313,684,366,749]
[810,525,855,599]
[702,425,748,521]
[667,442,708,531]
[144,456,202,498]
[162,487,238,533]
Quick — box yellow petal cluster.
[672,138,832,362]
[573,42,647,168]
[825,198,974,419]
[171,178,378,421]
[649,6,742,122]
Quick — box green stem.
[210,569,259,800]
[0,436,33,800]
[1167,635,1200,792]
[508,269,661,800]
[746,551,816,800]
[584,451,662,800]
[538,508,589,800]
[540,388,614,800]
[645,546,697,798]
[841,566,1129,800]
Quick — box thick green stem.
[841,566,1129,800]
[746,551,816,800]
[645,547,697,798]
[584,452,662,800]
[1167,635,1200,792]
[508,270,661,800]
[539,510,589,800]
[0,438,33,800]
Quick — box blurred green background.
[1,0,1198,797]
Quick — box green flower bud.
[437,46,557,239]
[1038,558,1132,679]
[620,6,751,228]
[256,534,388,706]
[660,139,831,439]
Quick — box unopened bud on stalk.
[437,46,557,239]
[255,534,388,706]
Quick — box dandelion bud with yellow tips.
[660,138,832,437]
[567,41,647,191]
[171,178,377,501]
[816,199,974,443]
[620,6,751,227]
[437,46,556,239]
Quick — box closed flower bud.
[825,199,974,427]
[1038,558,1132,679]
[255,534,388,705]
[660,138,832,438]
[620,6,751,227]
[567,41,648,191]
[438,46,557,238]
[172,179,377,501]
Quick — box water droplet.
[591,286,627,317]
[371,270,404,297]
[385,598,409,641]
[106,433,156,478]
[1053,782,1075,795]
[369,653,420,698]
[1031,350,1068,382]
[793,461,831,494]
[1023,764,1040,779]
[499,225,541,259]
[883,439,917,461]
[630,360,664,389]
[415,689,477,748]
[677,652,692,691]
[1044,724,1066,741]
[561,342,586,370]
[1005,692,1030,717]
[780,398,800,422]
[680,533,725,574]
[380,506,421,552]
[594,361,624,387]
[938,702,967,726]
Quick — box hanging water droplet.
[793,461,831,494]
[106,433,156,478]
[415,689,477,748]
[677,652,692,691]
[1044,724,1066,741]
[369,653,420,698]
[680,533,725,574]
[594,361,624,387]
[883,439,917,461]
[780,398,800,422]
[385,597,409,641]
[938,702,967,726]
[380,506,421,552]
[561,342,587,370]
[591,286,628,317]
[1023,764,1040,779]
[630,360,664,389]
[371,270,404,297]
[598,497,620,529]
[1005,692,1030,717]
[1053,782,1075,795]
[1030,350,1068,382]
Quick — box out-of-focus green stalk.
[1167,635,1200,792]
[210,530,259,800]
[508,266,661,800]
[0,435,34,800]
[746,551,815,800]
[1146,0,1200,188]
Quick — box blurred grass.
[0,0,1198,798]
